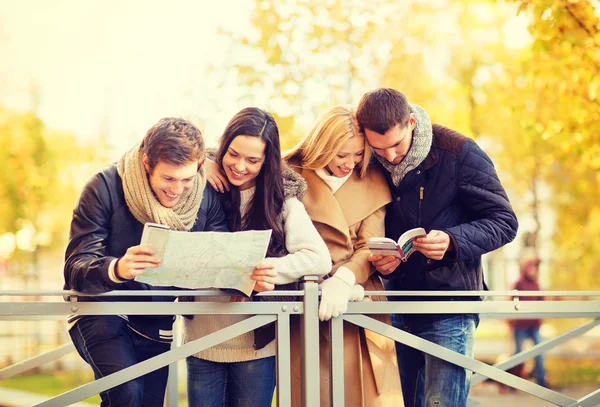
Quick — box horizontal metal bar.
[1,289,600,297]
[345,314,576,406]
[0,343,75,380]
[363,290,600,297]
[472,318,600,386]
[1,300,598,319]
[0,301,303,318]
[0,289,303,297]
[345,300,600,316]
[35,315,276,407]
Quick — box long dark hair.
[216,107,286,257]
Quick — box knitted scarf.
[117,143,206,231]
[374,104,433,187]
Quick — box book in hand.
[136,222,272,296]
[366,227,426,262]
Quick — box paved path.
[469,383,598,406]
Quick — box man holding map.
[63,117,234,406]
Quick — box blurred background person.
[509,255,547,388]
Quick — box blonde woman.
[283,105,404,406]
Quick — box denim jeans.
[186,355,276,407]
[69,315,170,407]
[514,327,546,387]
[391,313,479,407]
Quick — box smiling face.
[221,135,266,190]
[143,155,200,208]
[365,113,416,165]
[325,135,365,178]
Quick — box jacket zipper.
[418,186,424,225]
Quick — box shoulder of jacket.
[81,163,119,196]
[201,183,221,207]
[282,162,307,200]
[432,124,473,156]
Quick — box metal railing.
[0,282,599,407]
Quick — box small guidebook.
[366,227,426,262]
[135,222,272,296]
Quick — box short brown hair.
[356,88,411,134]
[141,117,204,172]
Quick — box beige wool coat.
[288,163,404,407]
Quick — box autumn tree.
[502,0,600,289]
[218,0,397,147]
[0,106,111,266]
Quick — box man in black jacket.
[357,88,518,407]
[64,117,227,406]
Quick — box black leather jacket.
[63,163,228,341]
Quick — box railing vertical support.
[329,315,344,406]
[301,276,320,407]
[166,320,180,407]
[276,311,292,407]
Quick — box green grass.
[0,372,102,404]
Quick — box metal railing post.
[329,316,344,406]
[276,310,292,407]
[165,320,180,407]
[300,276,320,407]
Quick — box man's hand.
[116,245,161,280]
[368,254,400,275]
[251,264,277,292]
[412,230,451,260]
[205,159,230,193]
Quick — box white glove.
[348,284,365,302]
[319,267,355,321]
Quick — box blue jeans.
[69,315,170,407]
[514,327,546,387]
[186,355,276,407]
[391,313,479,407]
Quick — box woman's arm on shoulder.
[266,197,331,285]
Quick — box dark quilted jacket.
[377,124,518,297]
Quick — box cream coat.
[289,163,404,407]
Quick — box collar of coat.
[293,164,391,239]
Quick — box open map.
[135,228,272,296]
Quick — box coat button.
[426,259,432,264]
[417,170,421,174]
[395,196,401,202]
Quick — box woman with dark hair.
[182,107,331,407]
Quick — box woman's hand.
[204,159,230,193]
[251,264,277,292]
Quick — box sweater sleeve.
[265,198,332,285]
[335,206,386,285]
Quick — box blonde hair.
[284,105,371,177]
